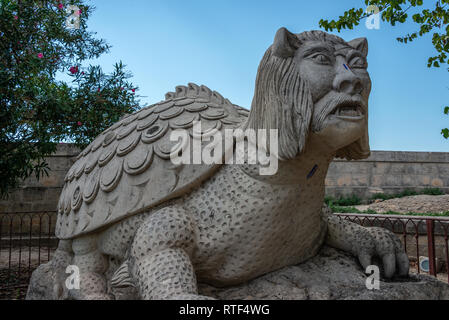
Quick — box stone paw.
[355,227,409,278]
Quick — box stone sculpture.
[27,28,410,300]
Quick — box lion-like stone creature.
[27,28,410,300]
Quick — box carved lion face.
[296,35,371,154]
[246,28,371,160]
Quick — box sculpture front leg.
[127,205,214,300]
[323,206,409,278]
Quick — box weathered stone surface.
[26,263,54,300]
[199,247,449,300]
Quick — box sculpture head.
[245,28,371,160]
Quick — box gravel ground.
[0,248,54,300]
[409,260,448,283]
[354,195,449,214]
[0,247,53,269]
[0,268,31,300]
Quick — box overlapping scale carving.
[185,102,208,112]
[84,149,101,174]
[73,160,86,180]
[191,120,222,139]
[100,157,123,193]
[201,108,227,120]
[174,98,194,106]
[55,83,249,239]
[117,131,141,156]
[159,106,184,120]
[103,131,116,147]
[124,144,153,175]
[98,140,117,167]
[137,114,159,131]
[155,132,189,160]
[137,108,154,120]
[153,100,174,113]
[81,143,92,157]
[117,123,137,140]
[122,114,138,126]
[83,168,100,204]
[104,120,122,134]
[170,113,199,129]
[65,165,75,182]
[90,134,104,152]
[71,185,83,212]
[141,122,169,144]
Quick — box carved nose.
[333,70,364,95]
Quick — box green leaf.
[442,128,449,139]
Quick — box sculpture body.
[27,29,410,300]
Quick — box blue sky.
[82,0,448,152]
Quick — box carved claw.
[355,227,409,278]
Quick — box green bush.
[370,188,444,201]
[421,188,445,196]
[324,195,361,206]
[329,204,449,217]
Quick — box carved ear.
[348,37,368,57]
[272,27,301,58]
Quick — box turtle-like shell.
[55,83,249,239]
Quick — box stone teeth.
[341,109,356,116]
[336,105,361,117]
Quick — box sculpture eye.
[350,57,367,69]
[311,54,331,65]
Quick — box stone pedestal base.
[27,246,449,300]
[199,246,449,300]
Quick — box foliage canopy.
[0,0,140,197]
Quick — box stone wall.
[0,145,448,213]
[326,151,449,199]
[0,144,80,213]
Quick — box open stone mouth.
[330,102,364,119]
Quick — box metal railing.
[0,211,58,297]
[0,211,448,299]
[336,213,449,283]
